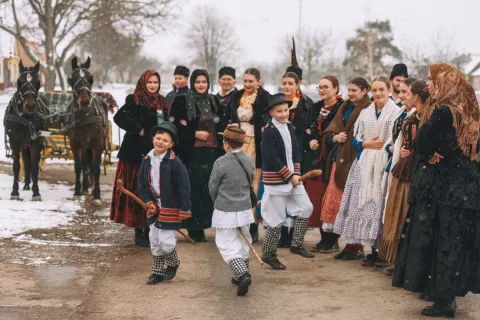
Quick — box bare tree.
[0,0,177,90]
[402,32,471,79]
[280,29,332,84]
[184,5,239,87]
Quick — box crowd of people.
[108,41,480,316]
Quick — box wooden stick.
[238,227,264,265]
[255,169,322,207]
[116,179,195,245]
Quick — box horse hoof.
[32,196,42,201]
[10,195,20,200]
[23,185,31,191]
[73,195,81,201]
[92,199,102,206]
[82,191,89,196]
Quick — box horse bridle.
[18,70,39,99]
[71,68,92,99]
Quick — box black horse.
[65,57,107,205]
[4,61,46,201]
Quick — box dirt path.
[0,165,479,320]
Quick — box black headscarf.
[190,69,210,94]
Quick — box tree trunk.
[55,60,66,90]
[45,0,56,90]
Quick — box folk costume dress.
[333,99,398,247]
[230,87,271,222]
[393,64,480,307]
[318,95,371,250]
[170,69,229,241]
[110,70,168,235]
[304,95,343,229]
[378,110,419,263]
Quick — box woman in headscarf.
[316,77,371,257]
[170,69,228,243]
[110,70,168,247]
[229,68,271,242]
[378,80,429,275]
[392,63,480,318]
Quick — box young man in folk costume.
[216,66,238,108]
[165,66,190,113]
[277,38,314,248]
[389,63,409,106]
[137,121,192,285]
[209,126,255,296]
[261,93,314,270]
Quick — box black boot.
[147,273,164,285]
[164,266,179,281]
[277,226,290,248]
[262,256,286,270]
[249,223,259,244]
[421,300,456,318]
[195,229,208,243]
[135,228,150,247]
[236,272,252,296]
[290,246,315,258]
[143,227,150,242]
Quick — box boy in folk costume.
[209,126,255,296]
[138,121,192,285]
[261,93,314,270]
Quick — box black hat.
[174,66,190,78]
[219,66,236,79]
[265,93,293,113]
[390,63,408,80]
[150,121,178,143]
[286,66,303,80]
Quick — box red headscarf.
[133,70,167,110]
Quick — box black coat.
[166,86,189,113]
[114,94,166,163]
[303,98,344,175]
[229,87,271,168]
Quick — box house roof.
[465,55,480,76]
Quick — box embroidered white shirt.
[148,149,167,207]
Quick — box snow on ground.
[0,173,81,238]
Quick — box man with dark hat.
[166,66,190,113]
[390,63,408,106]
[216,66,237,109]
[260,93,315,270]
[138,121,192,285]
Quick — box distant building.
[0,53,20,92]
[465,55,480,91]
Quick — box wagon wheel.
[103,121,113,175]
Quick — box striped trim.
[294,163,300,175]
[157,207,190,223]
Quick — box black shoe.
[419,292,435,302]
[318,244,340,254]
[236,273,252,296]
[262,256,286,270]
[277,226,290,248]
[334,250,346,260]
[195,230,208,243]
[147,273,164,285]
[164,265,179,281]
[311,241,328,252]
[231,277,239,285]
[342,251,365,260]
[374,258,390,268]
[135,235,150,248]
[385,268,394,276]
[290,246,315,258]
[421,301,456,318]
[251,231,259,244]
[362,251,378,266]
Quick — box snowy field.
[0,173,81,238]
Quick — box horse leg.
[82,148,92,195]
[21,146,31,191]
[91,150,102,206]
[31,142,42,201]
[10,143,21,200]
[73,152,82,198]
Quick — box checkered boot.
[291,217,309,247]
[164,249,180,281]
[262,227,281,260]
[229,258,249,280]
[152,255,166,275]
[245,258,250,272]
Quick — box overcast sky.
[2,0,479,71]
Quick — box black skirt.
[181,147,222,230]
[393,199,480,303]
